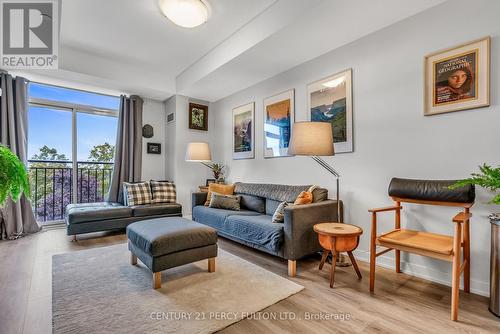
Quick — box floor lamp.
[288,122,342,222]
[288,122,347,266]
[185,142,213,169]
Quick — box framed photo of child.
[424,37,490,116]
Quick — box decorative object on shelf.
[424,36,490,116]
[142,124,154,138]
[0,145,31,207]
[314,222,363,288]
[263,89,294,158]
[369,178,475,321]
[232,102,254,160]
[188,103,208,131]
[199,185,208,193]
[205,179,215,186]
[308,68,353,153]
[147,143,161,154]
[450,164,500,317]
[158,0,209,28]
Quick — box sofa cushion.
[224,215,284,253]
[123,182,152,205]
[150,180,176,204]
[67,202,132,225]
[127,217,217,257]
[209,193,241,211]
[239,194,265,213]
[265,199,281,216]
[312,188,328,202]
[272,201,289,223]
[205,183,235,206]
[131,203,182,217]
[193,205,260,230]
[294,191,313,205]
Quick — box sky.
[27,83,120,161]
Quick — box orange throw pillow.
[294,191,313,205]
[205,183,235,206]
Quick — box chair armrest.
[453,212,472,223]
[368,205,402,213]
[191,192,208,211]
[283,200,342,260]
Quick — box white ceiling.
[19,0,447,101]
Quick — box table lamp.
[288,122,342,223]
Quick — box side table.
[313,222,363,288]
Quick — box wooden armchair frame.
[368,197,473,321]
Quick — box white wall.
[164,95,213,215]
[211,0,500,296]
[141,98,166,181]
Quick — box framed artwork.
[308,68,353,153]
[147,142,161,154]
[205,179,216,186]
[189,103,208,131]
[263,89,295,158]
[232,102,255,160]
[424,36,490,116]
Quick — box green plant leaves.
[0,145,31,207]
[450,164,500,205]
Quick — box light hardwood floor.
[0,225,498,334]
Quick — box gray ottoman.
[127,217,218,289]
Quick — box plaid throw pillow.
[150,180,176,204]
[123,182,152,206]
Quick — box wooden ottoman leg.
[72,235,77,242]
[288,260,297,277]
[153,272,162,289]
[130,253,137,265]
[208,258,215,272]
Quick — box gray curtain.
[107,95,143,203]
[0,73,40,239]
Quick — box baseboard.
[352,249,490,297]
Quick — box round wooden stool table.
[313,222,363,288]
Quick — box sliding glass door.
[27,83,119,224]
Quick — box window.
[27,83,120,223]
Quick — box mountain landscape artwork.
[310,97,347,143]
[307,68,353,153]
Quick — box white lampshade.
[158,0,208,28]
[288,122,335,156]
[185,142,212,161]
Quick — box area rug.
[52,244,303,333]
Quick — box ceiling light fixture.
[158,0,209,28]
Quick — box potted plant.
[0,145,31,207]
[450,164,500,317]
[206,163,225,183]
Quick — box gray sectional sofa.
[66,201,182,240]
[192,182,342,276]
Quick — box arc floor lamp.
[288,121,342,223]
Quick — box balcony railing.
[28,160,113,223]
